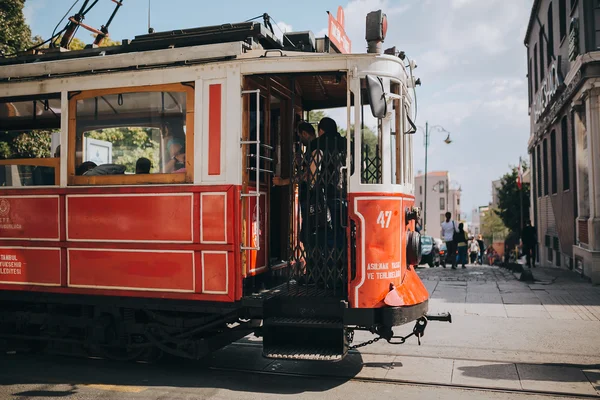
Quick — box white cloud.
[332,0,534,217]
[274,21,293,43]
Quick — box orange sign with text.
[349,195,429,309]
[328,6,351,54]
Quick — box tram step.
[263,344,345,361]
[262,317,347,361]
[264,317,343,329]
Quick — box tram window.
[360,79,383,184]
[0,95,61,187]
[70,85,193,184]
[390,82,402,184]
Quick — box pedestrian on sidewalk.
[455,223,468,268]
[521,220,537,268]
[477,235,485,265]
[469,237,480,264]
[441,212,459,269]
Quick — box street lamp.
[417,122,452,233]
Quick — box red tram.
[0,7,450,361]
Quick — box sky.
[24,0,534,220]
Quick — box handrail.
[240,89,261,252]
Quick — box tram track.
[207,364,600,399]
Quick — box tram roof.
[0,19,405,84]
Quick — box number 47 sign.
[377,210,392,228]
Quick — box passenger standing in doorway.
[273,122,320,281]
[455,223,469,268]
[307,117,347,287]
[273,122,319,242]
[441,212,458,269]
[521,220,538,268]
[308,117,347,243]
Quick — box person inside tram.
[273,121,319,281]
[165,137,186,173]
[135,157,152,174]
[308,117,347,248]
[75,161,97,176]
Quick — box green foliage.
[0,130,53,159]
[0,0,32,56]
[481,207,508,245]
[61,35,121,50]
[85,127,160,173]
[496,161,531,234]
[307,110,327,124]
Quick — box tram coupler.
[424,312,452,323]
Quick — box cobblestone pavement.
[415,264,600,321]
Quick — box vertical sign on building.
[328,6,351,54]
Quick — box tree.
[496,161,531,234]
[481,207,508,245]
[0,0,32,56]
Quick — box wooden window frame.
[0,158,60,186]
[68,83,195,186]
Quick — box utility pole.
[424,122,429,232]
[420,123,452,234]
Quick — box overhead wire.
[50,0,80,46]
[268,15,297,49]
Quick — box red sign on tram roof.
[328,6,351,54]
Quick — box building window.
[440,198,445,210]
[547,4,554,65]
[595,1,600,48]
[439,181,445,193]
[561,116,570,190]
[539,27,545,79]
[559,0,567,40]
[457,198,460,205]
[420,185,422,195]
[420,201,423,210]
[536,145,542,197]
[534,44,539,91]
[550,130,557,194]
[543,139,549,195]
[528,58,533,104]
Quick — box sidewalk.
[210,343,600,397]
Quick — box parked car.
[433,238,444,267]
[419,235,440,268]
[438,241,448,267]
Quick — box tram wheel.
[406,230,422,266]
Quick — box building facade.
[414,171,461,238]
[525,0,600,283]
[491,179,502,208]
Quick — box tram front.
[256,19,451,361]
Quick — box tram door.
[241,78,293,281]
